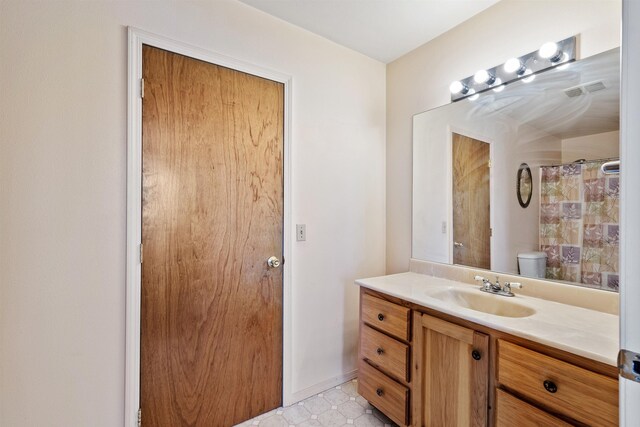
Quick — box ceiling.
[238,0,500,63]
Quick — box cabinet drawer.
[497,340,618,427]
[358,360,409,426]
[360,324,409,382]
[362,293,410,341]
[496,389,572,427]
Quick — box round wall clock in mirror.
[517,163,532,208]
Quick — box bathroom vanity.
[356,269,619,427]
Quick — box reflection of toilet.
[518,252,547,278]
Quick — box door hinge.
[618,349,640,382]
[140,78,145,99]
[139,243,143,264]
[137,408,142,427]
[488,160,492,168]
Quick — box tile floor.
[235,379,398,427]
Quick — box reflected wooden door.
[452,133,491,269]
[141,45,284,426]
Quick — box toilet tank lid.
[518,251,547,259]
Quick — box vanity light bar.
[449,36,577,102]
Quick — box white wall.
[0,1,386,426]
[387,0,621,273]
[562,130,620,162]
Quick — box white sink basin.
[431,288,536,318]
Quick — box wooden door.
[412,312,489,427]
[140,45,284,426]
[452,133,490,269]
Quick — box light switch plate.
[296,224,306,241]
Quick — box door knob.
[454,242,464,248]
[267,256,281,268]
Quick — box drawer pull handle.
[376,347,384,355]
[543,380,558,393]
[471,350,481,361]
[377,313,385,321]
[376,388,384,397]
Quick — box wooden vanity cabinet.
[412,312,489,427]
[495,389,572,427]
[358,288,619,427]
[496,340,618,427]
[358,291,412,426]
[361,292,411,340]
[359,359,410,425]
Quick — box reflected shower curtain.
[539,161,619,290]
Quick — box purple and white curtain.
[539,161,619,290]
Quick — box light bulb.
[539,42,559,58]
[474,69,495,85]
[539,41,564,62]
[450,80,468,94]
[504,58,524,74]
[522,69,536,83]
[493,78,505,92]
[468,89,479,101]
[474,69,488,83]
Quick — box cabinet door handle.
[543,380,558,393]
[376,347,384,355]
[471,350,481,361]
[376,388,384,396]
[377,313,385,321]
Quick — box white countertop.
[356,272,619,366]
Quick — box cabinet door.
[412,313,489,427]
[495,389,572,427]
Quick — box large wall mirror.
[412,47,620,292]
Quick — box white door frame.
[125,27,293,427]
[620,1,640,424]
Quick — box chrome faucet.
[502,281,522,295]
[474,275,522,297]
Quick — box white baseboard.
[283,369,359,407]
